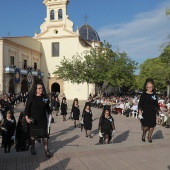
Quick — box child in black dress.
[70,98,78,120]
[72,99,80,128]
[53,96,60,116]
[61,97,67,121]
[82,102,93,137]
[98,106,115,144]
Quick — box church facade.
[0,0,101,100]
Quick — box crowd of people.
[24,64,41,72]
[89,90,170,129]
[0,92,29,153]
[0,77,170,157]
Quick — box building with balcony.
[0,37,43,94]
[0,0,101,99]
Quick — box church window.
[50,10,55,20]
[58,9,63,20]
[52,42,60,57]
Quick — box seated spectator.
[114,100,125,114]
[158,105,168,125]
[123,100,131,117]
[130,102,138,117]
[165,109,170,128]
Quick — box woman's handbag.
[80,121,84,132]
[99,132,103,144]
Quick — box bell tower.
[36,0,74,37]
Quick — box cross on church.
[83,15,89,24]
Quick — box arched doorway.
[21,79,28,93]
[51,83,60,93]
[9,79,15,94]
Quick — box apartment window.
[23,60,27,69]
[10,56,14,66]
[34,62,37,71]
[52,42,59,57]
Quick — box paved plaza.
[0,100,170,170]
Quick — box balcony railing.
[4,66,44,77]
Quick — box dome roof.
[79,24,100,42]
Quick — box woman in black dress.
[138,78,160,143]
[61,97,67,121]
[15,112,30,152]
[23,93,27,106]
[1,110,16,153]
[99,106,115,144]
[82,102,93,137]
[72,99,80,128]
[53,96,60,116]
[69,98,78,119]
[25,78,52,157]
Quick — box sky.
[0,0,170,71]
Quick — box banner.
[14,68,20,84]
[27,70,32,84]
[38,72,41,79]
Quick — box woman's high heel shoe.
[45,151,51,158]
[142,134,145,142]
[142,138,145,142]
[147,137,152,143]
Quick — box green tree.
[159,44,170,88]
[138,58,167,92]
[165,8,170,16]
[160,45,170,64]
[53,41,137,96]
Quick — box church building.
[0,0,101,100]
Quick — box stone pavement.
[0,100,170,170]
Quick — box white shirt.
[131,105,138,111]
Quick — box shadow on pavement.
[112,130,130,143]
[152,130,164,139]
[49,135,79,152]
[91,129,99,137]
[23,134,79,170]
[43,158,71,170]
[50,125,75,138]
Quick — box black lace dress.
[82,110,93,130]
[61,102,67,115]
[24,95,51,138]
[138,93,160,127]
[2,118,16,148]
[72,105,80,120]
[99,116,115,141]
